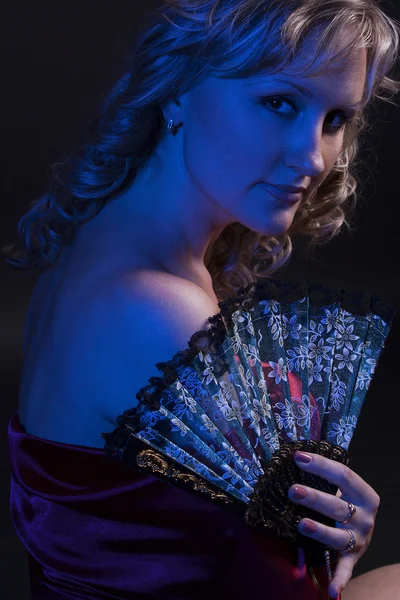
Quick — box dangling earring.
[166,118,175,134]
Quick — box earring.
[166,118,175,134]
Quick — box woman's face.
[173,29,367,238]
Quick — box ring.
[338,501,357,523]
[341,529,357,553]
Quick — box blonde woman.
[4,1,400,598]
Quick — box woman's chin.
[250,215,294,238]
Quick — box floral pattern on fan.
[102,278,396,568]
[128,285,390,491]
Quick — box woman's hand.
[288,451,380,599]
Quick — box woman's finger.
[297,517,362,553]
[293,452,380,510]
[288,484,360,524]
[327,553,356,599]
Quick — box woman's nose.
[285,130,326,178]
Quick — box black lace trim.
[101,277,396,423]
[244,439,350,568]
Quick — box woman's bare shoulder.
[79,270,221,433]
[20,269,221,449]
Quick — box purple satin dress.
[8,410,337,599]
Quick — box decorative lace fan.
[102,278,396,582]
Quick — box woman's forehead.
[220,25,367,84]
[246,34,367,84]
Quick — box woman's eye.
[261,97,293,113]
[260,96,352,133]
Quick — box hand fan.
[102,278,396,583]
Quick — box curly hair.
[2,0,400,302]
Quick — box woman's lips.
[260,183,303,205]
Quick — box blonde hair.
[2,0,400,302]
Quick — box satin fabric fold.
[8,410,335,599]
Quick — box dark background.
[1,1,399,598]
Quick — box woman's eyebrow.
[274,78,363,109]
[273,77,314,99]
[246,76,363,110]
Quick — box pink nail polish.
[295,452,312,463]
[302,519,317,533]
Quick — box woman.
[4,0,400,598]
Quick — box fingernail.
[292,485,307,499]
[295,452,312,463]
[302,519,317,533]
